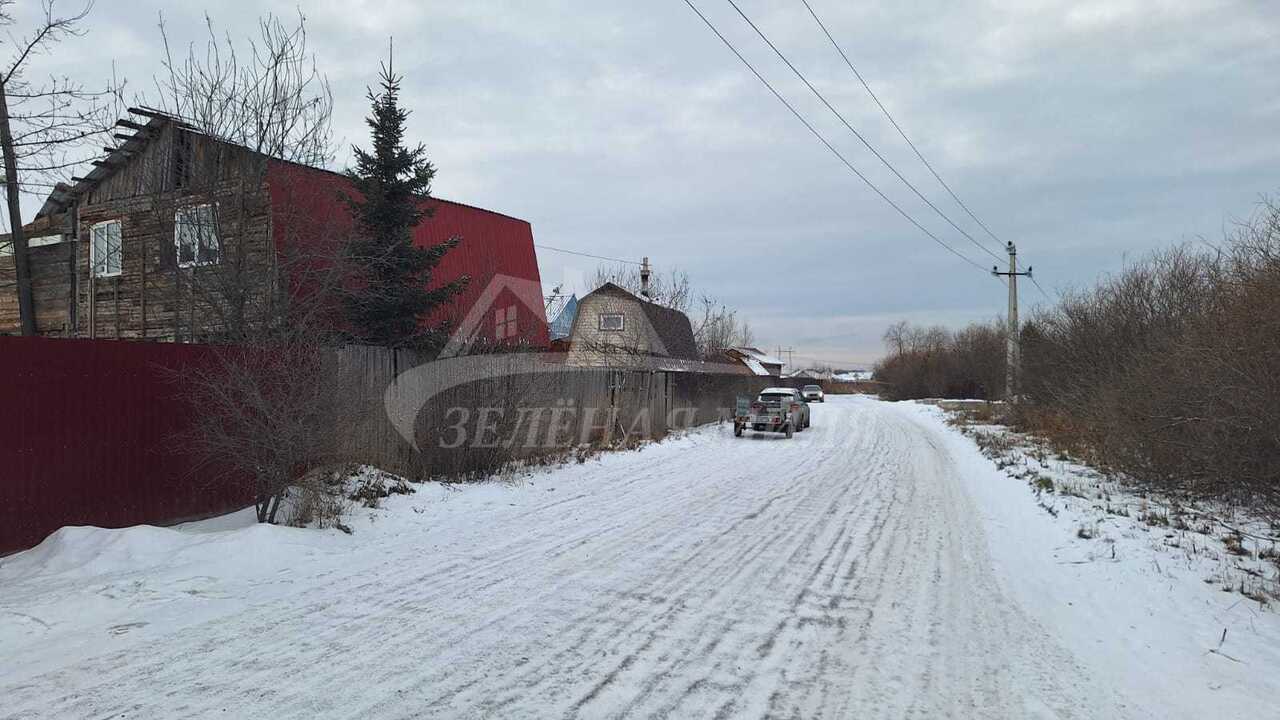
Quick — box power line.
[682,0,994,278]
[1029,273,1052,301]
[534,243,643,266]
[798,0,1007,256]
[724,0,1004,266]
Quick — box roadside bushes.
[1021,197,1280,517]
[873,320,1006,401]
[878,195,1280,519]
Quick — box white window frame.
[5,234,66,258]
[175,203,220,268]
[598,312,625,332]
[90,220,123,278]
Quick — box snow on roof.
[742,357,771,376]
[732,347,784,366]
[760,387,798,395]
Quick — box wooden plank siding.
[4,112,548,345]
[74,127,279,341]
[0,239,77,336]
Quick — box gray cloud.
[13,0,1279,366]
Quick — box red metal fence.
[0,336,252,554]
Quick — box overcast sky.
[12,0,1280,367]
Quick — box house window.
[598,313,624,331]
[494,305,518,340]
[175,204,220,267]
[91,220,122,278]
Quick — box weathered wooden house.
[0,108,548,345]
[563,282,699,367]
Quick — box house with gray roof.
[563,282,699,367]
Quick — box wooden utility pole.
[992,241,1032,401]
[0,78,36,335]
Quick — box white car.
[801,384,825,403]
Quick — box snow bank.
[900,401,1280,719]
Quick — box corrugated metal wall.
[0,337,252,554]
[266,162,549,346]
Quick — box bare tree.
[182,329,350,524]
[154,9,332,168]
[0,0,122,334]
[141,10,337,343]
[150,11,351,524]
[593,262,692,314]
[873,320,1005,400]
[691,295,755,358]
[737,318,755,348]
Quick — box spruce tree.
[344,65,466,347]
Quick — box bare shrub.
[873,320,1006,400]
[181,331,352,524]
[1017,195,1280,519]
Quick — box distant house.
[564,282,698,367]
[786,368,833,381]
[725,346,784,377]
[835,369,874,382]
[548,293,578,341]
[0,107,548,345]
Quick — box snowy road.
[3,397,1142,717]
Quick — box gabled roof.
[585,282,699,361]
[36,107,206,219]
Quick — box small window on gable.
[494,305,517,340]
[175,204,220,267]
[91,220,122,278]
[598,313,624,332]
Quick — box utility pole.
[992,241,1032,402]
[775,346,795,373]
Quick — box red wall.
[266,162,549,346]
[0,337,252,554]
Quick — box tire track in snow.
[1,398,1133,719]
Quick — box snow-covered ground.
[833,369,873,382]
[2,396,1277,718]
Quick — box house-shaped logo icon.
[439,273,549,358]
